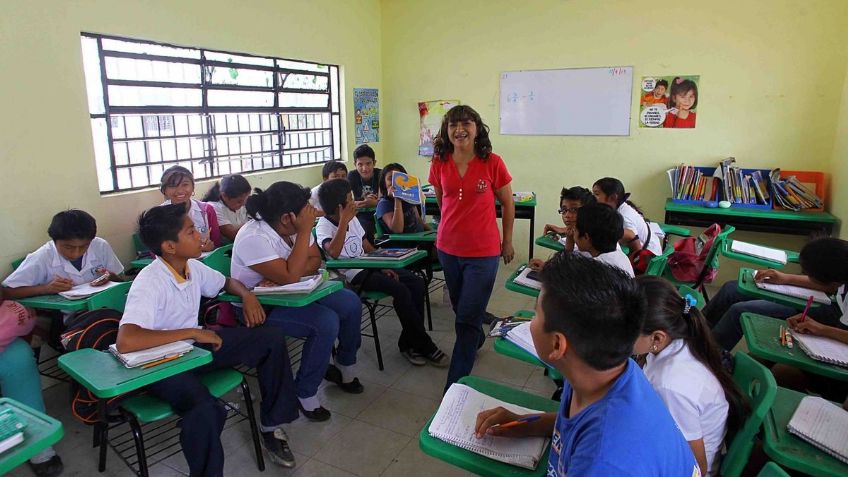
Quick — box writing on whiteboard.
[608,67,628,76]
[505,91,535,103]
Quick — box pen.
[491,415,541,430]
[799,296,814,323]
[142,355,181,369]
[779,325,785,346]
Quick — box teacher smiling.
[428,105,515,390]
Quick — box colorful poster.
[418,99,460,156]
[639,75,700,129]
[353,88,379,144]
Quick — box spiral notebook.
[429,383,549,470]
[752,271,831,304]
[787,396,848,464]
[731,241,787,264]
[790,332,848,368]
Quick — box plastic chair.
[756,462,790,477]
[657,222,691,249]
[645,245,674,277]
[719,352,778,477]
[132,233,150,256]
[88,282,132,313]
[677,285,705,310]
[202,244,233,276]
[11,256,24,270]
[663,225,735,301]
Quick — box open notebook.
[731,241,787,264]
[787,396,848,464]
[58,280,123,300]
[252,274,323,295]
[108,340,194,368]
[752,271,831,304]
[514,267,542,290]
[505,322,541,360]
[429,383,549,470]
[790,332,848,367]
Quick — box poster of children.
[354,88,379,144]
[639,75,699,129]
[418,99,460,156]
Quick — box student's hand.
[475,407,525,438]
[201,240,215,252]
[363,194,378,208]
[528,258,545,271]
[787,315,826,336]
[241,294,266,327]
[381,269,399,280]
[193,329,223,351]
[754,269,788,284]
[339,200,358,225]
[295,204,318,234]
[90,268,111,287]
[354,199,367,209]
[543,224,567,236]
[257,279,279,288]
[44,276,74,294]
[501,240,514,265]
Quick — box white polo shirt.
[119,257,225,331]
[3,238,124,288]
[618,202,663,256]
[592,250,635,278]
[231,219,315,289]
[315,216,366,282]
[644,339,729,475]
[210,201,247,228]
[309,184,324,212]
[162,199,209,235]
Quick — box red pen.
[799,295,814,323]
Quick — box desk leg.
[98,399,108,472]
[423,259,433,331]
[528,209,535,259]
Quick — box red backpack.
[667,224,722,284]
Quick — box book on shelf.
[769,169,824,211]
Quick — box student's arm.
[687,439,708,477]
[474,407,557,439]
[223,277,265,327]
[382,197,406,233]
[362,238,376,254]
[2,278,74,299]
[116,324,222,354]
[219,224,240,243]
[787,317,848,344]
[323,202,358,259]
[494,183,515,264]
[755,269,839,293]
[304,243,322,275]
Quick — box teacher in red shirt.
[428,105,515,390]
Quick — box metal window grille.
[80,33,342,194]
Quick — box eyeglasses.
[558,207,579,215]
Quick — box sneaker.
[423,349,449,368]
[28,455,63,477]
[401,349,427,366]
[324,364,364,394]
[261,428,296,468]
[298,402,331,422]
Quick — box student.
[2,210,123,299]
[159,165,220,251]
[642,79,669,107]
[571,203,634,277]
[592,177,663,256]
[348,145,381,240]
[541,186,596,250]
[705,237,848,351]
[202,174,251,243]
[230,181,364,421]
[375,163,430,234]
[0,293,63,477]
[634,276,749,476]
[664,77,698,128]
[475,253,699,476]
[316,179,448,366]
[778,316,848,405]
[116,204,299,473]
[310,161,349,212]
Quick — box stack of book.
[769,169,824,211]
[666,164,720,202]
[718,157,770,205]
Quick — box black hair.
[539,252,645,371]
[636,276,750,436]
[800,237,848,284]
[47,210,97,241]
[575,203,623,253]
[378,163,407,196]
[593,177,646,216]
[433,105,493,161]
[159,165,194,193]
[137,204,188,256]
[353,144,376,162]
[321,160,349,179]
[668,77,698,110]
[560,186,596,206]
[318,179,352,214]
[655,79,669,89]
[245,181,311,224]
[202,174,251,202]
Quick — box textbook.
[429,383,549,470]
[252,274,323,295]
[362,248,417,261]
[504,322,540,360]
[58,280,123,300]
[391,171,422,205]
[0,408,26,455]
[787,396,848,464]
[730,241,787,264]
[108,340,194,368]
[790,332,848,368]
[752,271,831,304]
[513,267,542,290]
[488,315,533,338]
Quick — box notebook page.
[109,340,194,367]
[752,272,831,304]
[506,322,541,360]
[791,333,848,366]
[514,268,542,290]
[253,275,322,295]
[59,281,122,299]
[731,241,787,264]
[788,396,848,460]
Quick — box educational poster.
[418,99,460,156]
[639,75,700,129]
[353,88,379,144]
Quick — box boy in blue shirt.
[476,253,700,476]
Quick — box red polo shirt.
[428,152,512,257]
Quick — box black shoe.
[298,402,331,422]
[324,365,364,394]
[28,455,63,477]
[261,428,296,468]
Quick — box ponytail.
[245,182,310,224]
[593,177,647,217]
[202,182,222,202]
[203,174,251,203]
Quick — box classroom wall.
[380,0,848,262]
[830,64,848,239]
[0,0,382,272]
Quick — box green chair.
[756,462,791,477]
[645,245,674,277]
[11,256,24,270]
[657,222,691,249]
[719,352,778,477]
[677,285,705,310]
[88,281,132,312]
[203,244,233,276]
[662,225,735,301]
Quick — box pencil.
[799,296,814,323]
[779,326,785,346]
[142,355,181,369]
[491,415,541,430]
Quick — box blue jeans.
[0,338,45,412]
[438,250,500,390]
[260,288,362,398]
[705,280,843,350]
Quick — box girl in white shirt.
[159,166,220,251]
[633,276,750,476]
[202,174,252,243]
[592,177,664,257]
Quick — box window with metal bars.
[80,32,342,194]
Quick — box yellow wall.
[0,0,382,271]
[831,63,848,239]
[381,0,848,262]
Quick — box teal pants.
[0,338,46,413]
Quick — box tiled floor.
[9,265,557,477]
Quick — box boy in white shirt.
[309,161,348,213]
[115,204,299,473]
[571,203,635,277]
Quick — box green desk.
[129,245,232,271]
[722,240,800,269]
[534,235,565,253]
[737,268,830,310]
[762,387,848,477]
[419,375,558,477]
[15,294,91,312]
[218,280,343,307]
[664,199,838,236]
[324,250,428,270]
[0,399,64,476]
[740,313,848,381]
[387,230,438,243]
[505,265,540,298]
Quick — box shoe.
[422,349,449,368]
[324,365,364,394]
[298,402,331,422]
[261,428,296,468]
[28,455,63,477]
[401,349,427,366]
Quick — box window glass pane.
[330,66,340,113]
[108,85,202,106]
[282,73,328,91]
[205,51,273,67]
[101,38,200,59]
[277,59,328,73]
[81,37,106,115]
[208,89,274,107]
[206,66,273,87]
[105,57,200,83]
[279,92,328,108]
[332,115,341,159]
[90,118,113,192]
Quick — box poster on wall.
[354,88,379,144]
[418,99,460,156]
[639,75,700,129]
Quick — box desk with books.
[737,268,831,311]
[505,265,540,298]
[218,280,343,308]
[664,199,838,236]
[0,399,64,476]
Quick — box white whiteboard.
[499,66,634,136]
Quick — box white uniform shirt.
[644,339,729,475]
[590,250,635,277]
[618,202,663,255]
[230,219,315,289]
[315,216,365,282]
[162,199,209,236]
[119,257,225,331]
[210,201,247,228]
[837,285,848,326]
[3,238,123,288]
[309,184,323,212]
